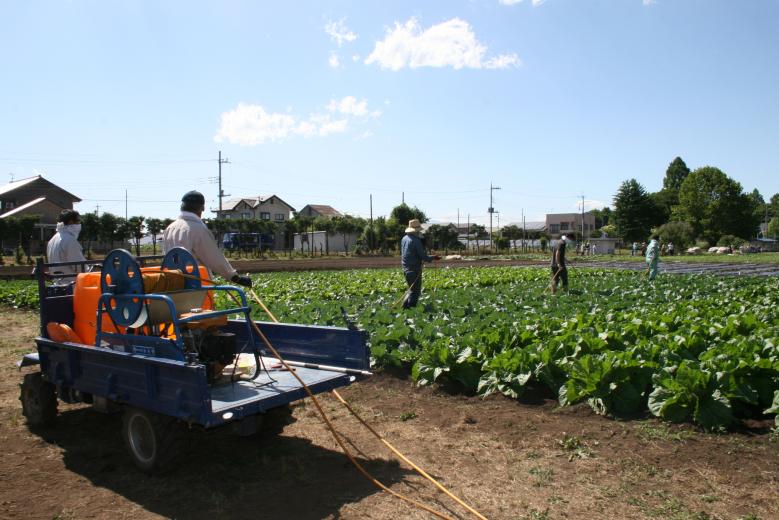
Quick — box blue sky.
[1,0,777,226]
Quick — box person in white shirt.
[47,209,87,280]
[162,191,252,287]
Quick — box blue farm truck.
[19,247,369,472]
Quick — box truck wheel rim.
[128,415,156,464]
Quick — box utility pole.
[522,209,526,253]
[402,191,405,205]
[95,204,100,216]
[369,194,373,225]
[218,151,230,214]
[467,213,470,253]
[489,183,501,253]
[581,195,585,242]
[125,189,128,220]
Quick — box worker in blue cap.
[163,191,252,287]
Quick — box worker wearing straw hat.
[400,219,440,309]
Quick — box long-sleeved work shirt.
[46,223,87,277]
[400,233,433,272]
[162,212,238,280]
[646,239,660,265]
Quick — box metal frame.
[26,251,370,429]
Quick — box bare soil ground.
[1,308,777,520]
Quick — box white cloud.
[214,104,297,145]
[328,52,341,68]
[325,18,357,47]
[326,96,381,118]
[365,17,519,71]
[214,98,381,146]
[643,0,656,5]
[499,0,546,5]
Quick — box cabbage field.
[3,266,778,430]
[241,266,779,431]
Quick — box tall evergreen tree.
[613,179,656,243]
[663,156,691,191]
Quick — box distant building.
[214,195,295,223]
[0,175,81,224]
[298,204,342,219]
[212,195,296,251]
[545,213,596,239]
[0,175,82,251]
[293,230,359,253]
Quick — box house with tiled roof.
[297,204,343,220]
[0,175,81,224]
[213,195,295,223]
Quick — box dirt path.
[1,309,777,520]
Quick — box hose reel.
[100,248,202,328]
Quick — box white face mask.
[66,223,82,238]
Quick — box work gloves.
[231,274,253,288]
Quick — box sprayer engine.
[180,328,236,382]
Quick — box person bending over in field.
[400,219,440,309]
[551,235,568,295]
[646,233,661,281]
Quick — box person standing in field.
[46,209,87,282]
[400,219,439,309]
[551,235,568,294]
[163,190,252,287]
[646,233,661,281]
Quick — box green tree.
[649,189,675,226]
[663,156,691,191]
[426,224,460,251]
[589,207,613,229]
[127,216,145,256]
[501,224,522,250]
[767,216,779,240]
[674,166,760,243]
[98,213,118,251]
[613,179,657,243]
[146,218,165,255]
[654,221,696,250]
[389,203,427,227]
[312,216,334,254]
[332,215,365,254]
[81,212,100,257]
[769,193,779,220]
[113,217,131,251]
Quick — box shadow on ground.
[34,406,414,519]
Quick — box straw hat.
[405,219,423,234]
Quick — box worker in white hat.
[163,191,251,287]
[551,235,569,294]
[400,219,440,308]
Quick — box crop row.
[239,266,779,431]
[2,266,777,430]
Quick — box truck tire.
[20,372,57,427]
[121,408,185,473]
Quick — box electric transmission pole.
[489,183,501,253]
[581,194,585,241]
[218,151,230,214]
